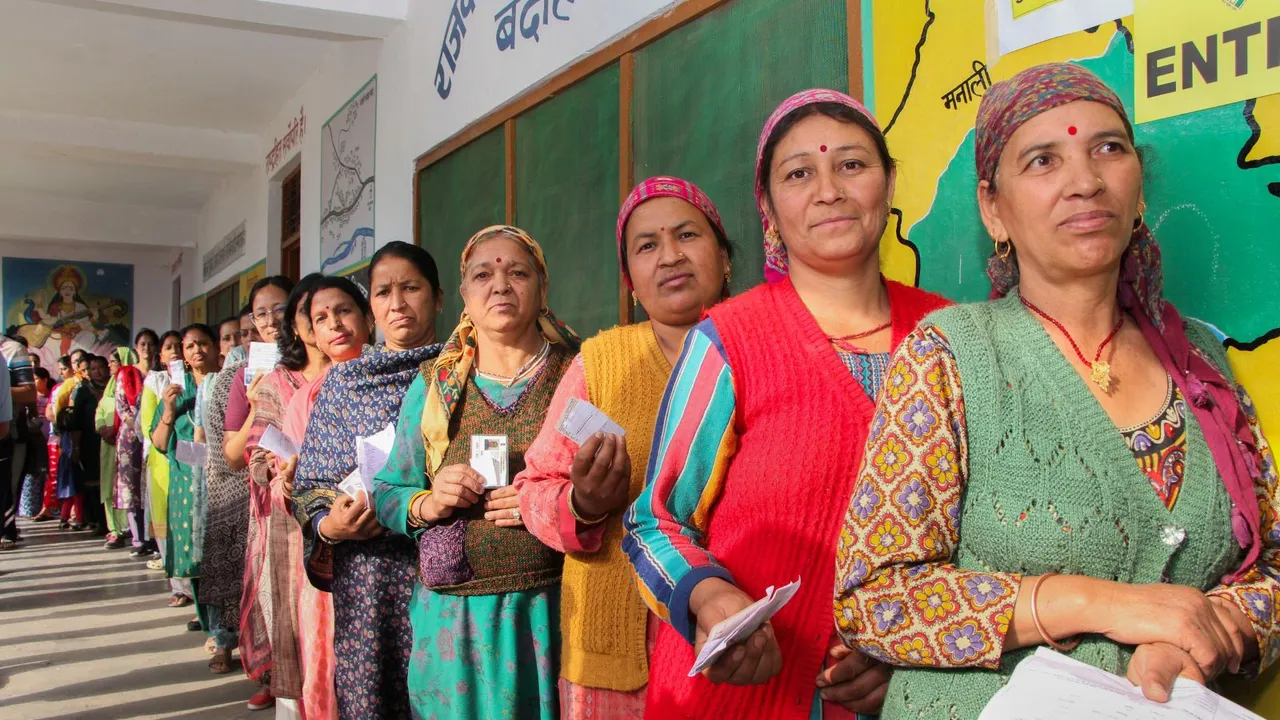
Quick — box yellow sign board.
[238,260,266,308]
[1011,0,1062,20]
[1135,0,1280,123]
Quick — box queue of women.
[53,62,1280,719]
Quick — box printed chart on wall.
[867,0,1280,448]
[321,76,376,276]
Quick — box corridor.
[0,519,256,719]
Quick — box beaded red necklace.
[1020,297,1123,392]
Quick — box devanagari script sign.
[425,0,675,152]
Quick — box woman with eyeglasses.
[222,277,294,472]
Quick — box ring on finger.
[511,508,521,521]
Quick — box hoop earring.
[994,237,1012,260]
[1134,200,1147,230]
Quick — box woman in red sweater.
[622,89,951,719]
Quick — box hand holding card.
[167,360,186,388]
[557,398,625,444]
[470,435,509,489]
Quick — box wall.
[0,239,178,340]
[184,0,685,301]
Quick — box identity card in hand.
[338,469,365,500]
[356,424,396,495]
[259,425,299,459]
[688,578,802,677]
[168,360,186,388]
[556,397,626,445]
[245,342,281,386]
[470,435,509,489]
[176,440,209,467]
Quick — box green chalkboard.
[417,126,506,328]
[632,0,849,292]
[514,64,621,340]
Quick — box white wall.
[185,0,684,301]
[0,238,178,345]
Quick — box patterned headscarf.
[976,62,1265,581]
[754,89,882,283]
[420,226,581,473]
[615,176,727,291]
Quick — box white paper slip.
[168,360,186,388]
[470,435,509,489]
[979,647,1262,720]
[556,397,626,445]
[688,578,802,677]
[259,425,299,459]
[176,440,209,467]
[338,469,366,500]
[245,342,281,386]
[356,424,397,495]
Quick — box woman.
[515,178,732,717]
[31,355,75,523]
[270,275,372,719]
[112,355,147,556]
[832,63,1279,717]
[624,90,949,719]
[97,347,138,548]
[140,331,183,575]
[150,325,219,608]
[55,352,103,531]
[373,227,579,719]
[242,273,323,715]
[225,277,295,472]
[127,329,160,557]
[292,241,444,720]
[19,367,53,518]
[198,343,248,675]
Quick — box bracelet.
[1030,572,1080,652]
[316,517,342,546]
[567,487,608,525]
[407,490,433,528]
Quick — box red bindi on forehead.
[1067,126,1078,136]
[495,257,502,264]
[820,145,828,153]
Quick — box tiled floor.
[0,519,260,719]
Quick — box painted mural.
[2,258,133,369]
[868,2,1280,709]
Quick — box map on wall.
[321,75,376,276]
[868,0,1280,442]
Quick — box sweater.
[633,278,951,720]
[417,345,571,596]
[878,295,1243,719]
[549,322,670,692]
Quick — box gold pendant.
[1090,360,1113,392]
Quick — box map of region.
[870,1,1280,437]
[321,76,377,276]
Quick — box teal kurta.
[149,373,202,579]
[374,374,560,720]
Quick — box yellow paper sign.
[1011,0,1063,20]
[1135,0,1280,123]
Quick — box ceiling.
[0,0,403,247]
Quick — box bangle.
[407,490,433,528]
[316,517,342,545]
[567,487,608,525]
[1030,573,1080,652]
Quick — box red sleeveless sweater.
[643,278,950,719]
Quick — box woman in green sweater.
[833,62,1279,718]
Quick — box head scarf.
[615,176,727,291]
[421,226,581,473]
[754,89,882,284]
[976,62,1264,581]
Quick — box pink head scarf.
[976,63,1265,582]
[616,176,727,291]
[754,89,882,284]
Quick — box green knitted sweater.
[882,293,1244,720]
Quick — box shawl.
[113,365,145,512]
[615,176,726,290]
[111,353,141,435]
[975,62,1264,581]
[422,225,581,474]
[294,343,443,589]
[199,359,249,621]
[754,89,881,283]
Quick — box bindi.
[1067,126,1078,136]
[495,257,502,264]
[820,144,828,153]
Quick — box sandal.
[0,539,15,551]
[167,594,193,608]
[209,647,232,674]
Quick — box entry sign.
[1135,0,1280,123]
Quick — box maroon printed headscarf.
[976,62,1264,582]
[616,176,727,291]
[754,89,881,284]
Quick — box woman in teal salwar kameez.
[373,226,580,720]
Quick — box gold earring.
[765,227,781,245]
[631,292,638,308]
[1134,200,1147,230]
[994,236,1012,260]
